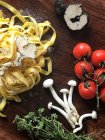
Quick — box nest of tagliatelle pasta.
[0,1,56,117]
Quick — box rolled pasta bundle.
[0,1,56,117]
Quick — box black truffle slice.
[64,4,88,30]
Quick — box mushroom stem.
[68,87,79,118]
[60,89,77,124]
[68,86,75,109]
[73,111,97,133]
[43,79,65,107]
[60,89,71,115]
[63,91,71,115]
[50,86,65,107]
[48,102,75,129]
[68,80,79,119]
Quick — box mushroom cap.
[48,102,52,110]
[43,79,54,88]
[91,111,97,119]
[68,80,77,86]
[60,89,69,94]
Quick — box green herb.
[14,108,94,140]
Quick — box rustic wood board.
[0,0,105,139]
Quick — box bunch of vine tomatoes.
[73,43,105,109]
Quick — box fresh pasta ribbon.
[0,1,56,116]
[40,57,52,75]
[0,0,27,23]
[0,98,6,117]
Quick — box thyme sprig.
[14,108,93,140]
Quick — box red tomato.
[93,68,105,87]
[78,80,96,100]
[91,50,105,68]
[73,43,92,60]
[74,61,93,79]
[100,87,105,103]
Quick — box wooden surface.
[0,0,105,139]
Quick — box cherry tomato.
[91,50,105,68]
[74,61,93,79]
[93,68,105,87]
[73,43,92,60]
[78,80,96,100]
[99,87,105,103]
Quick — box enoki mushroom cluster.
[43,79,97,133]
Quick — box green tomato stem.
[85,74,96,82]
[96,85,99,110]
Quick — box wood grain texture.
[0,0,105,139]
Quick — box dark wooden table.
[0,0,105,139]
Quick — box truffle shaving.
[64,4,88,30]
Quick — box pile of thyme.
[14,108,93,140]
